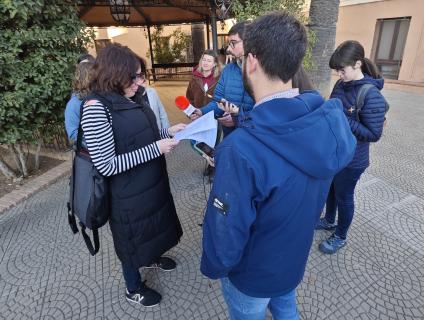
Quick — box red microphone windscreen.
[175,96,190,110]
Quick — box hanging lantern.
[214,0,232,20]
[109,0,131,24]
[220,20,226,31]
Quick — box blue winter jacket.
[64,93,82,142]
[201,62,254,136]
[330,74,386,168]
[201,91,356,297]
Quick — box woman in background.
[64,55,94,144]
[186,50,222,177]
[186,50,222,109]
[133,63,170,130]
[316,40,387,254]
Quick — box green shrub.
[0,0,95,177]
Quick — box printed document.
[174,111,217,147]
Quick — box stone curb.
[0,160,71,214]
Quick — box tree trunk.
[191,23,205,62]
[308,0,341,97]
[0,157,17,179]
[14,144,28,177]
[8,145,22,173]
[34,141,42,171]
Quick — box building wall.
[335,0,424,83]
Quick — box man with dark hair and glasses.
[201,11,356,319]
[190,21,254,137]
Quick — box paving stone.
[0,86,423,319]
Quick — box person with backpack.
[81,43,185,307]
[316,40,388,254]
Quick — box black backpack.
[335,80,390,123]
[355,83,390,123]
[67,100,111,256]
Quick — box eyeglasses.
[228,40,242,49]
[131,73,146,82]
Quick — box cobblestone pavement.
[0,87,423,319]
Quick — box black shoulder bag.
[67,101,111,256]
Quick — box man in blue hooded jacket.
[201,11,357,320]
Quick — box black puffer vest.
[88,91,183,268]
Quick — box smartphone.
[193,142,215,158]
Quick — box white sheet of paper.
[174,111,217,147]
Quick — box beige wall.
[335,0,424,83]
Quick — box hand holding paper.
[174,111,217,148]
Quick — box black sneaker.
[125,284,162,307]
[145,256,176,271]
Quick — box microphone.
[175,96,197,116]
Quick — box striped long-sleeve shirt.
[81,100,170,177]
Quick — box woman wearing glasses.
[81,43,185,307]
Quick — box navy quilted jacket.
[201,62,254,136]
[330,74,386,168]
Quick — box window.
[372,17,411,79]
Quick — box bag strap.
[76,98,111,151]
[67,100,86,236]
[79,222,100,256]
[67,201,78,234]
[355,84,374,121]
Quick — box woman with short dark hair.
[81,43,185,306]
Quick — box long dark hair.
[329,40,380,79]
[292,65,314,92]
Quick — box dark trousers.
[325,167,366,239]
[122,263,142,293]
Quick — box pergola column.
[209,0,218,52]
[147,25,156,81]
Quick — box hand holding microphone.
[175,96,197,118]
[190,109,202,120]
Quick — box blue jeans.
[122,263,142,293]
[221,278,300,320]
[325,167,366,239]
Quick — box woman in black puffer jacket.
[81,43,185,307]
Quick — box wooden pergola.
[77,1,228,73]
